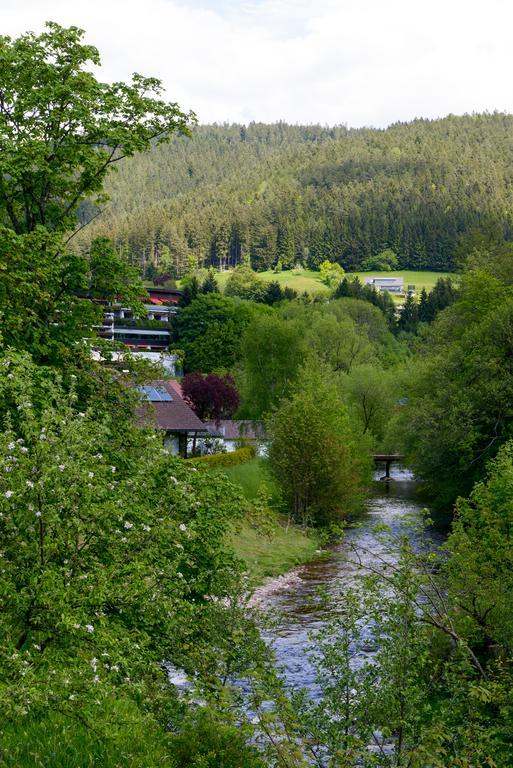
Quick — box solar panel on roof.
[137,385,173,402]
[154,387,172,401]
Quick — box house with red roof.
[136,379,208,458]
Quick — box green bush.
[190,445,256,469]
[168,709,264,768]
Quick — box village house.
[96,287,182,373]
[364,276,404,294]
[202,420,268,455]
[136,380,208,458]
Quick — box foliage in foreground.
[0,352,256,736]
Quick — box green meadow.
[211,268,453,297]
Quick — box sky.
[3,0,513,127]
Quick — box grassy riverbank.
[220,458,321,584]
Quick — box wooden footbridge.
[372,453,404,479]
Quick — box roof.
[364,276,403,284]
[136,379,208,433]
[204,420,267,441]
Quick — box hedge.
[190,445,256,469]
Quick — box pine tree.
[398,294,419,334]
[201,269,219,294]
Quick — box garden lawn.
[219,458,321,584]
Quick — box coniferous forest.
[78,115,513,276]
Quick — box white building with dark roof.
[364,276,404,294]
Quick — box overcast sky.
[4,0,513,127]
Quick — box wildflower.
[68,694,75,700]
[91,657,98,671]
[26,480,34,488]
[20,446,28,453]
[111,466,116,473]
[85,624,94,633]
[7,442,15,450]
[73,623,81,629]
[95,453,103,460]
[142,524,151,532]
[177,572,184,579]
[170,476,178,485]
[5,491,13,499]
[40,434,47,441]
[111,664,119,672]
[88,471,94,479]
[35,511,42,518]
[93,675,100,684]
[179,523,187,532]
[78,412,85,417]
[124,521,133,529]
[59,464,65,472]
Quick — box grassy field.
[222,456,278,501]
[215,267,330,294]
[219,458,320,584]
[211,268,453,297]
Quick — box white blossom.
[88,471,94,479]
[8,442,15,451]
[111,466,116,473]
[124,521,133,529]
[179,523,187,532]
[59,464,65,472]
[177,572,184,579]
[20,446,28,453]
[4,491,13,499]
[85,624,94,633]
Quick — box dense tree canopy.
[77,115,513,277]
[0,22,193,365]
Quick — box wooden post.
[385,460,391,479]
[178,433,187,458]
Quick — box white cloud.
[3,0,513,126]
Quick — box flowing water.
[250,466,446,698]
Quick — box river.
[250,465,446,699]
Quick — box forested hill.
[78,114,513,277]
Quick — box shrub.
[190,445,256,469]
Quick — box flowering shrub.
[0,353,248,727]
